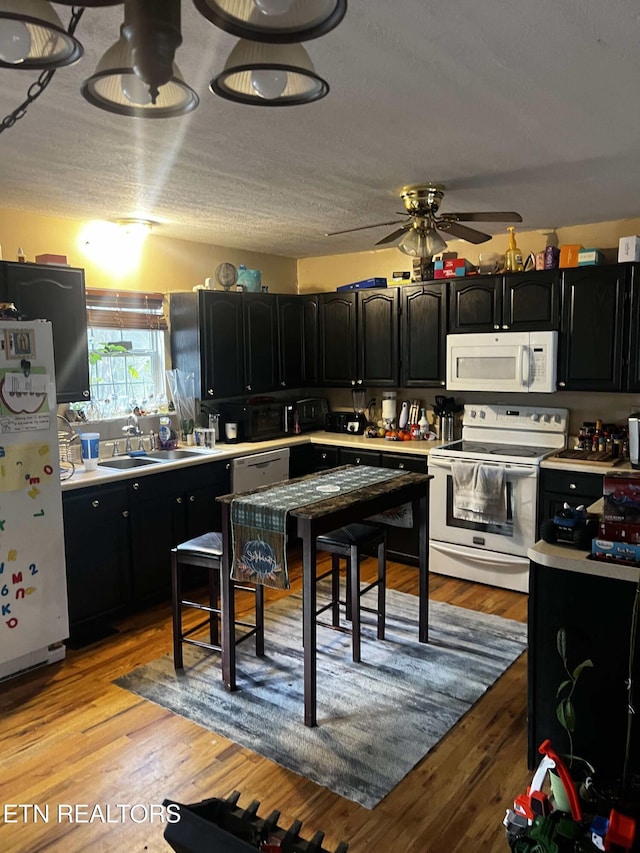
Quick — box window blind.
[86,289,167,330]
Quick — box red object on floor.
[605,808,636,851]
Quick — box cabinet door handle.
[321,453,327,459]
[225,463,230,470]
[558,381,566,388]
[246,384,252,391]
[207,388,214,396]
[357,379,363,385]
[351,379,356,385]
[569,483,577,490]
[122,510,129,518]
[494,324,500,330]
[280,381,286,387]
[502,324,509,329]
[132,482,140,490]
[91,499,100,508]
[83,390,90,397]
[176,496,183,504]
[355,457,361,463]
[189,495,196,502]
[398,462,405,469]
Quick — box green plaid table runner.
[231,465,404,589]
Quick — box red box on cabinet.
[35,253,68,265]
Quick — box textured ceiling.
[1,1,640,259]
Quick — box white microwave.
[446,330,558,393]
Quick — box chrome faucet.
[122,414,142,453]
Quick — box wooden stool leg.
[255,584,265,657]
[350,543,361,663]
[171,551,183,670]
[344,554,352,622]
[331,554,340,626]
[209,560,220,647]
[377,538,386,641]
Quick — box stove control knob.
[553,414,562,423]
[469,409,477,418]
[479,410,486,419]
[531,413,540,422]
[542,414,551,423]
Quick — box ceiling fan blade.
[437,220,492,244]
[326,219,406,237]
[441,211,523,223]
[375,225,412,246]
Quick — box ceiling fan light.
[193,0,347,43]
[0,0,83,69]
[210,39,328,105]
[81,34,199,118]
[398,225,447,258]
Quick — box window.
[81,290,168,417]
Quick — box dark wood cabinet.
[528,560,639,779]
[170,290,244,400]
[401,282,447,387]
[277,294,318,389]
[449,272,560,333]
[558,265,626,392]
[380,452,428,564]
[538,468,603,537]
[0,260,89,403]
[62,484,131,628]
[243,293,279,394]
[313,445,340,470]
[448,275,502,333]
[63,461,231,624]
[623,264,640,392]
[319,290,399,387]
[503,271,560,331]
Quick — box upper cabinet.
[401,282,447,387]
[0,260,89,403]
[170,290,318,400]
[557,265,627,392]
[319,289,399,387]
[277,294,319,389]
[449,271,560,333]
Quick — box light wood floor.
[0,555,529,853]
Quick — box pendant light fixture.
[398,221,448,259]
[193,0,347,43]
[0,0,83,69]
[81,0,199,118]
[210,39,328,105]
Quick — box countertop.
[528,539,640,583]
[540,456,634,475]
[61,432,447,492]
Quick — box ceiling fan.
[326,183,523,258]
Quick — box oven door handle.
[430,541,526,565]
[429,458,537,477]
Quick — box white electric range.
[428,404,569,592]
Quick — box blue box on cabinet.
[336,277,387,291]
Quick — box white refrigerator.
[0,319,69,681]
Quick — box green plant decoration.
[556,627,594,769]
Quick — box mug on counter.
[79,432,100,470]
[194,427,216,449]
[225,422,238,442]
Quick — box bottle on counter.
[17,246,26,263]
[418,408,429,439]
[504,226,524,272]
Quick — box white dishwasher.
[231,448,290,492]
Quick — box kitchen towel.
[452,461,507,524]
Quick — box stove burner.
[488,446,541,458]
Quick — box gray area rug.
[115,587,527,809]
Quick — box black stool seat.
[315,522,386,663]
[171,531,264,672]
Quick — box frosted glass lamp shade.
[81,34,199,118]
[398,226,448,258]
[193,0,347,43]
[0,0,83,69]
[210,39,328,105]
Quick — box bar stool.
[315,523,387,663]
[171,531,264,671]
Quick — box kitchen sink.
[144,449,211,461]
[98,457,160,470]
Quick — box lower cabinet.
[538,468,603,537]
[62,461,231,630]
[62,483,131,628]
